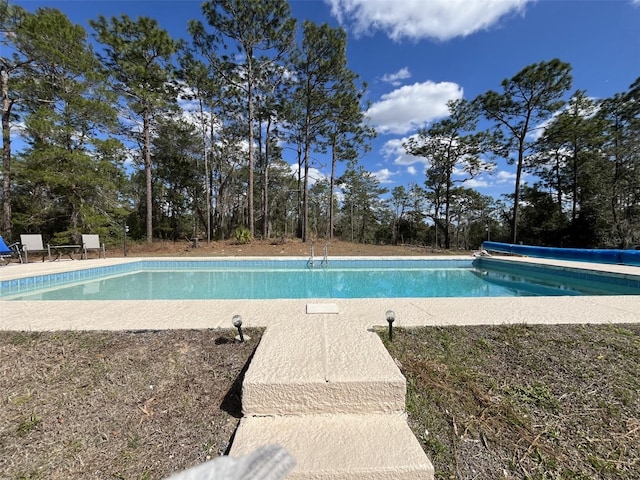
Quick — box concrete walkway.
[2,256,640,478]
[229,315,434,478]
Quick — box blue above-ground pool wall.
[482,241,640,266]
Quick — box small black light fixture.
[386,309,395,341]
[232,314,245,342]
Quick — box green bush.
[234,227,252,244]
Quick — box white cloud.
[308,167,327,185]
[381,136,426,167]
[495,170,519,185]
[496,170,516,184]
[288,163,326,187]
[373,168,397,184]
[180,109,223,135]
[464,177,489,188]
[407,165,417,175]
[529,117,553,141]
[381,67,411,86]
[366,81,463,135]
[530,95,600,141]
[10,119,25,141]
[326,0,531,42]
[452,166,467,178]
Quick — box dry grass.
[5,324,637,479]
[0,329,261,480]
[381,323,640,479]
[121,238,462,258]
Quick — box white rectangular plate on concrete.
[306,303,340,314]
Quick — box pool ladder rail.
[308,242,329,268]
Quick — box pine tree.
[91,15,178,243]
[477,59,572,243]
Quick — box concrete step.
[228,413,434,480]
[241,316,406,416]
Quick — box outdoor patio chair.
[81,234,106,259]
[19,234,51,262]
[0,235,22,265]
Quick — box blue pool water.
[2,259,639,300]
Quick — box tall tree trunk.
[1,69,13,239]
[198,100,211,243]
[444,176,451,249]
[302,104,311,242]
[329,139,336,239]
[143,108,153,244]
[512,148,524,244]
[571,142,578,223]
[512,114,531,245]
[553,152,563,214]
[247,58,255,237]
[296,140,303,238]
[302,157,309,242]
[261,117,272,238]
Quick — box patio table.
[48,244,81,261]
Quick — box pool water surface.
[2,259,639,300]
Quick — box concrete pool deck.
[2,255,639,331]
[1,256,640,479]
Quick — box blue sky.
[13,0,640,200]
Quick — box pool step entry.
[241,319,406,415]
[229,317,434,479]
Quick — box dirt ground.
[122,238,462,258]
[0,329,262,480]
[384,323,640,480]
[3,324,638,480]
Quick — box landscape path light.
[386,309,395,341]
[232,314,250,342]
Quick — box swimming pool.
[2,258,639,300]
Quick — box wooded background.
[1,1,638,250]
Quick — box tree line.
[1,1,638,250]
